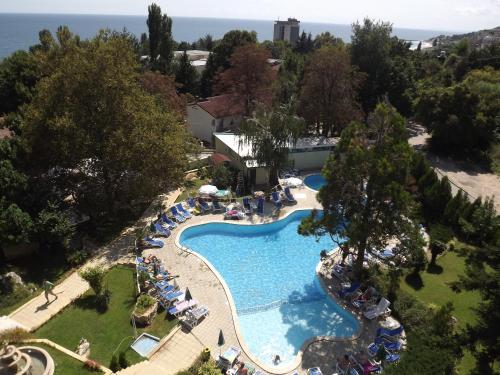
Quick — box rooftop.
[196,95,245,118]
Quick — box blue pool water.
[131,333,160,357]
[180,210,359,366]
[304,174,327,191]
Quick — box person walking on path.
[42,280,57,304]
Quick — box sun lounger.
[212,200,224,212]
[155,281,175,294]
[160,213,177,229]
[187,198,201,215]
[170,206,186,223]
[284,187,297,204]
[242,197,253,214]
[339,281,361,298]
[307,367,323,375]
[183,305,210,328]
[198,199,211,213]
[176,203,192,219]
[224,209,244,220]
[367,337,402,356]
[364,298,391,319]
[376,325,404,340]
[256,197,264,215]
[168,299,198,316]
[271,191,283,209]
[349,355,381,374]
[153,222,171,237]
[142,236,164,248]
[218,346,241,371]
[331,263,352,282]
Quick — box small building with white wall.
[214,133,338,187]
[187,95,244,144]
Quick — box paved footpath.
[7,189,181,333]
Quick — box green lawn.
[175,178,210,203]
[36,266,178,369]
[401,249,481,373]
[36,343,103,375]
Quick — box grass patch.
[401,248,481,373]
[35,343,103,375]
[36,266,178,368]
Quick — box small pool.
[180,210,359,367]
[131,333,160,357]
[304,174,327,191]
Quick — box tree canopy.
[299,103,426,277]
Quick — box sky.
[0,0,499,32]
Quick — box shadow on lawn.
[426,263,444,274]
[405,272,424,290]
[74,295,109,314]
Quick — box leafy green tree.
[79,266,106,295]
[0,50,41,114]
[139,71,187,118]
[200,30,257,97]
[195,34,214,51]
[21,31,195,218]
[298,45,363,136]
[294,31,314,54]
[299,103,425,277]
[157,11,174,73]
[147,3,163,62]
[261,39,292,59]
[211,164,233,189]
[0,200,33,247]
[313,32,344,49]
[451,244,500,374]
[240,104,305,186]
[175,50,198,95]
[34,202,74,251]
[274,51,304,104]
[421,177,452,223]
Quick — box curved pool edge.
[174,208,363,375]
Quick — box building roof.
[173,50,211,61]
[197,95,245,119]
[211,152,232,165]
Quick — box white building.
[173,50,210,73]
[214,133,338,186]
[273,18,300,45]
[187,96,244,144]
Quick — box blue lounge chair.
[384,352,400,363]
[153,222,171,237]
[175,203,192,219]
[170,206,186,222]
[271,191,283,209]
[160,213,177,229]
[284,187,297,204]
[162,290,184,302]
[256,197,264,215]
[198,199,211,213]
[367,338,403,356]
[242,197,253,214]
[212,200,224,212]
[376,325,404,339]
[339,282,361,298]
[142,236,164,248]
[155,282,175,294]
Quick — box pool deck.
[130,185,385,375]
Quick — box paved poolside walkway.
[124,185,382,375]
[7,189,182,333]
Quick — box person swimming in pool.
[273,355,281,365]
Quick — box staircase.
[235,172,245,196]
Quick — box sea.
[0,13,455,59]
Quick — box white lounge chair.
[183,305,210,329]
[364,297,391,319]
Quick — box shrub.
[0,281,37,311]
[109,354,120,372]
[95,289,111,312]
[197,359,220,375]
[66,249,90,266]
[429,223,454,265]
[79,267,106,295]
[118,350,130,369]
[211,164,233,189]
[83,359,101,372]
[135,294,156,314]
[0,327,32,343]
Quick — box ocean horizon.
[0,13,459,59]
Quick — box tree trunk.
[354,244,365,280]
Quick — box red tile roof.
[197,95,245,118]
[211,152,232,165]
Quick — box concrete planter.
[133,301,158,326]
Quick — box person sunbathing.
[337,354,351,371]
[236,362,248,375]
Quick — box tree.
[214,44,274,116]
[147,3,162,62]
[157,11,174,73]
[139,71,186,118]
[274,51,304,105]
[0,50,41,114]
[351,19,393,113]
[299,103,425,277]
[313,32,344,49]
[295,31,314,54]
[451,244,500,374]
[240,104,305,186]
[175,50,198,95]
[21,31,195,218]
[298,46,363,136]
[200,30,257,97]
[34,202,74,251]
[211,164,233,189]
[79,266,106,295]
[195,34,214,51]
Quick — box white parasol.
[284,177,303,187]
[198,185,218,195]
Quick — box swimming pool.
[179,210,359,367]
[304,174,327,191]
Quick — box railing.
[237,293,325,315]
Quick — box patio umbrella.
[218,329,225,355]
[185,287,192,301]
[199,184,218,195]
[284,177,303,187]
